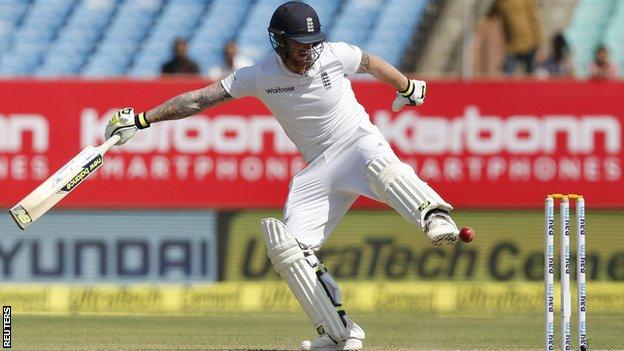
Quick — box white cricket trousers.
[283,122,400,250]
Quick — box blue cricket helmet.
[268,1,326,63]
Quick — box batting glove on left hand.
[392,79,426,112]
[104,108,150,146]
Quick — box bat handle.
[99,134,121,153]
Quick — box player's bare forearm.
[145,82,233,123]
[357,51,409,91]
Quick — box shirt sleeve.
[220,64,258,98]
[329,41,362,75]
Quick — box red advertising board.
[0,79,622,208]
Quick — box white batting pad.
[261,218,348,341]
[366,156,452,226]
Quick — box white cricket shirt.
[220,41,370,162]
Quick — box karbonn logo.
[80,107,621,155]
[265,86,295,94]
[62,156,102,191]
[375,106,621,155]
[0,114,49,152]
[81,108,298,154]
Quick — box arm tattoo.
[357,51,371,74]
[146,82,233,123]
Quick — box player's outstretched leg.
[366,156,459,246]
[261,218,364,350]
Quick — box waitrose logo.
[265,86,295,94]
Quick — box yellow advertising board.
[223,210,624,282]
[1,282,622,314]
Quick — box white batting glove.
[392,79,426,112]
[104,108,150,146]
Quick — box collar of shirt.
[274,52,320,78]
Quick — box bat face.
[60,154,103,192]
[9,146,102,230]
[8,134,119,230]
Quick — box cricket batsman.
[105,2,464,350]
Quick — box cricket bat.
[9,134,121,230]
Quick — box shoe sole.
[302,338,362,351]
[431,232,458,247]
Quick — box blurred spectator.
[208,41,253,80]
[588,45,618,80]
[535,33,574,79]
[473,15,506,78]
[162,38,200,76]
[488,0,542,76]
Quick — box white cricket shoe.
[301,319,364,351]
[301,335,362,351]
[423,211,459,246]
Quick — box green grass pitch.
[11,311,624,350]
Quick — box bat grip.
[100,134,121,153]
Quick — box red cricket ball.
[459,227,475,243]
